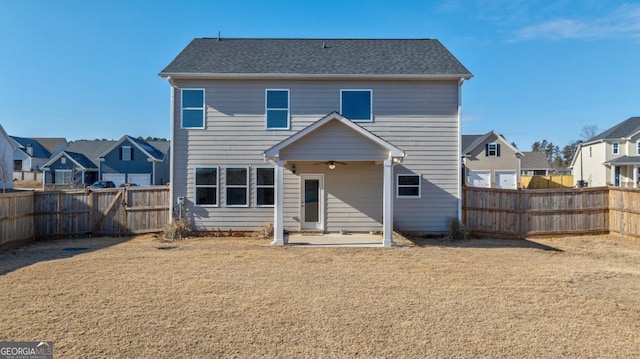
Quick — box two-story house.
[571,117,640,188]
[97,135,170,186]
[462,131,522,189]
[159,38,472,245]
[10,136,67,172]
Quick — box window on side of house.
[181,89,205,129]
[61,157,67,164]
[340,89,372,122]
[55,170,72,184]
[612,142,619,155]
[589,147,592,157]
[637,141,640,155]
[121,146,132,161]
[226,167,248,207]
[256,167,275,207]
[14,160,22,171]
[195,167,218,206]
[397,174,421,198]
[486,143,500,157]
[265,89,290,129]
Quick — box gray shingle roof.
[521,151,551,170]
[590,117,640,141]
[160,38,472,78]
[10,136,51,158]
[32,137,67,155]
[605,155,640,165]
[63,151,98,170]
[66,140,115,167]
[461,135,484,154]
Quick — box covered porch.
[606,156,640,188]
[263,112,405,246]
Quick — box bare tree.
[580,125,599,141]
[0,146,9,193]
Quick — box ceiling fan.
[313,161,347,170]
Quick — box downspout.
[457,77,464,222]
[168,76,176,221]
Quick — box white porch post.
[272,160,285,245]
[382,159,394,246]
[634,165,639,189]
[611,165,616,186]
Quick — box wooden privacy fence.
[0,187,169,245]
[463,187,610,238]
[609,188,640,239]
[520,175,574,189]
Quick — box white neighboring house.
[571,117,640,188]
[0,124,17,191]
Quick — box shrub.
[446,217,469,241]
[163,217,192,241]
[252,221,274,239]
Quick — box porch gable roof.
[263,112,405,161]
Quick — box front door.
[301,174,324,230]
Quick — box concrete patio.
[285,232,387,247]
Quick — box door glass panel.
[304,179,319,223]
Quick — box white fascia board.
[159,72,472,81]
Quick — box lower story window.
[397,174,421,198]
[195,167,218,206]
[55,170,72,184]
[256,167,275,206]
[226,167,248,206]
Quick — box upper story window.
[589,147,592,157]
[486,143,500,157]
[341,89,372,122]
[226,167,248,207]
[121,146,132,161]
[256,167,275,207]
[637,142,640,155]
[195,167,218,206]
[397,174,421,198]
[612,142,620,155]
[265,89,289,129]
[181,89,205,129]
[61,157,67,165]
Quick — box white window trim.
[194,167,219,207]
[55,169,73,185]
[265,89,290,130]
[225,166,250,207]
[255,166,275,207]
[396,173,421,199]
[612,142,619,155]
[340,89,373,123]
[122,146,132,161]
[181,88,206,129]
[61,157,66,164]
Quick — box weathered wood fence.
[520,175,574,189]
[0,187,169,246]
[463,187,640,238]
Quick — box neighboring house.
[462,131,523,189]
[41,151,99,186]
[521,151,552,175]
[0,124,17,191]
[97,135,169,186]
[10,136,54,172]
[571,117,640,188]
[159,37,473,245]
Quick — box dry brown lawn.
[0,234,639,358]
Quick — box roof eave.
[159,72,473,81]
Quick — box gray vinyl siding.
[100,139,155,183]
[172,79,460,233]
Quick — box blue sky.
[1,0,639,151]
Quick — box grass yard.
[0,234,639,358]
